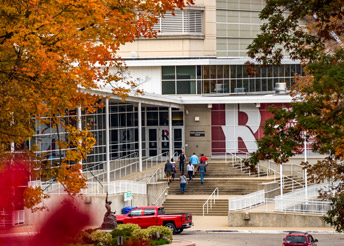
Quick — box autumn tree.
[246,0,344,231]
[0,0,193,211]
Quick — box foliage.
[89,230,112,246]
[132,229,150,242]
[117,223,141,233]
[149,239,171,245]
[323,192,344,233]
[0,0,193,209]
[246,0,344,231]
[147,226,173,241]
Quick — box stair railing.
[202,187,219,216]
[152,186,169,206]
[266,167,304,192]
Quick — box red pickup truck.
[116,206,193,234]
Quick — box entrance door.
[173,127,183,154]
[147,127,183,157]
[148,128,158,156]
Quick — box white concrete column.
[280,164,283,197]
[304,138,308,201]
[138,102,142,172]
[169,106,173,159]
[105,98,110,184]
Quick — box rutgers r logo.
[221,104,261,153]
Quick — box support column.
[138,102,142,172]
[105,98,110,185]
[280,164,283,197]
[304,138,308,201]
[77,107,82,166]
[169,106,173,159]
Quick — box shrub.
[89,230,112,246]
[150,239,171,245]
[117,223,141,233]
[132,229,150,242]
[146,226,172,241]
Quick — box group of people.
[164,152,209,194]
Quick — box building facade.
[33,0,301,167]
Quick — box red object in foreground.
[116,206,193,234]
[29,199,90,246]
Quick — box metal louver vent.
[153,10,203,34]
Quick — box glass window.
[210,65,216,79]
[177,81,196,94]
[162,66,175,80]
[217,65,224,79]
[203,66,210,79]
[197,65,202,79]
[172,112,183,126]
[230,65,236,78]
[147,112,158,126]
[177,66,195,80]
[236,65,243,78]
[129,209,142,216]
[159,112,168,126]
[158,208,165,215]
[224,65,230,78]
[144,209,156,216]
[162,81,175,95]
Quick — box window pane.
[144,209,155,216]
[129,209,142,216]
[177,81,196,94]
[159,112,168,126]
[162,66,175,80]
[147,112,158,126]
[177,66,195,80]
[173,112,183,126]
[162,81,175,94]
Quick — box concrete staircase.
[163,198,229,216]
[162,160,274,216]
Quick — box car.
[282,232,319,246]
[116,206,193,234]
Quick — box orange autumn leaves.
[0,0,194,210]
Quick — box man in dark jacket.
[164,159,173,184]
[197,162,207,184]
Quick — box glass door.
[173,127,183,154]
[148,128,157,156]
[159,127,170,156]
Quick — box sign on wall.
[211,103,289,154]
[190,131,205,137]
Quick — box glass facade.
[162,64,302,95]
[32,101,184,168]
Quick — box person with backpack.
[178,151,186,172]
[186,161,194,181]
[179,172,187,194]
[197,162,207,184]
[190,153,199,177]
[164,159,173,184]
[200,154,208,166]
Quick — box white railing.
[152,186,169,206]
[202,187,219,216]
[229,190,265,211]
[35,180,147,195]
[87,152,169,182]
[274,182,335,210]
[146,166,166,184]
[0,210,25,227]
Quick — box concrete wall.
[117,0,216,58]
[228,211,331,228]
[258,181,280,198]
[25,193,148,227]
[147,182,169,206]
[184,104,211,157]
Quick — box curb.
[187,229,341,234]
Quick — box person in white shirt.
[186,161,194,181]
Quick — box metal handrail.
[202,187,219,216]
[152,186,169,206]
[146,152,178,184]
[266,167,304,192]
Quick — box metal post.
[304,136,308,201]
[138,102,142,172]
[105,99,110,185]
[77,106,83,166]
[168,106,172,159]
[280,164,283,197]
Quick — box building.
[33,0,302,170]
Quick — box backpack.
[179,154,185,162]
